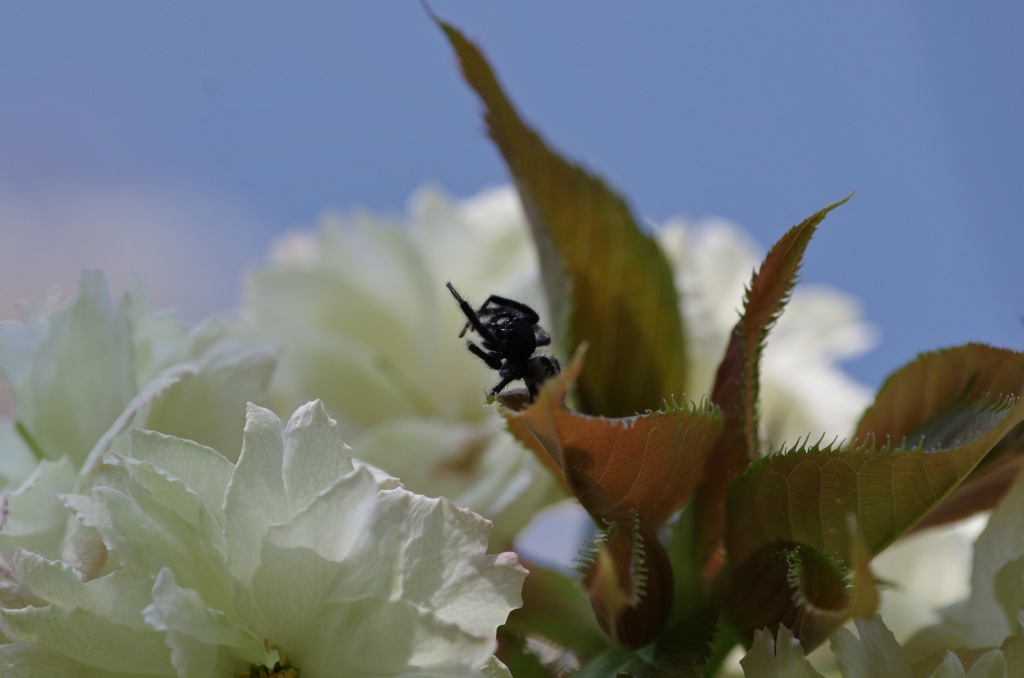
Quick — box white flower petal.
[913,469,1024,652]
[140,331,276,461]
[303,597,494,677]
[1,553,169,674]
[963,649,1006,678]
[0,605,171,674]
[11,550,152,625]
[280,400,356,515]
[830,616,912,678]
[740,626,824,677]
[0,644,133,678]
[0,457,76,560]
[126,429,234,520]
[222,403,289,583]
[352,417,563,548]
[0,271,276,564]
[927,652,967,678]
[143,568,269,676]
[65,472,232,606]
[0,271,134,466]
[0,423,39,490]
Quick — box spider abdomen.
[496,319,538,362]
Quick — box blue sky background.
[1,2,1021,390]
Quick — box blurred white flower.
[901,467,1024,666]
[0,271,276,567]
[243,185,541,429]
[0,401,526,678]
[240,185,564,548]
[740,613,1019,678]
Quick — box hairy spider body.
[446,282,561,400]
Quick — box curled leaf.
[504,347,723,527]
[582,513,674,649]
[853,343,1024,529]
[722,518,877,651]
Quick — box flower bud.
[584,519,673,649]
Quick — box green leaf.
[504,348,723,527]
[502,561,608,659]
[854,344,1024,530]
[438,18,687,418]
[571,645,704,678]
[570,649,643,678]
[855,343,1024,449]
[727,396,1024,569]
[582,514,675,649]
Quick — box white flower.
[740,614,1019,678]
[0,271,276,567]
[0,401,527,678]
[243,185,541,428]
[900,466,1024,666]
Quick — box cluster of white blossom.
[2,184,995,677]
[0,269,524,677]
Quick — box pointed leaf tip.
[696,197,851,575]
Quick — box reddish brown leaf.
[504,347,722,527]
[714,195,852,466]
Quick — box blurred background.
[1,2,1021,390]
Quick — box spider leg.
[525,379,539,400]
[447,282,501,344]
[475,294,540,325]
[466,341,503,371]
[489,374,516,395]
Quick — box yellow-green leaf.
[855,343,1024,530]
[438,19,687,418]
[727,394,1024,569]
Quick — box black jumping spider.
[446,282,560,400]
